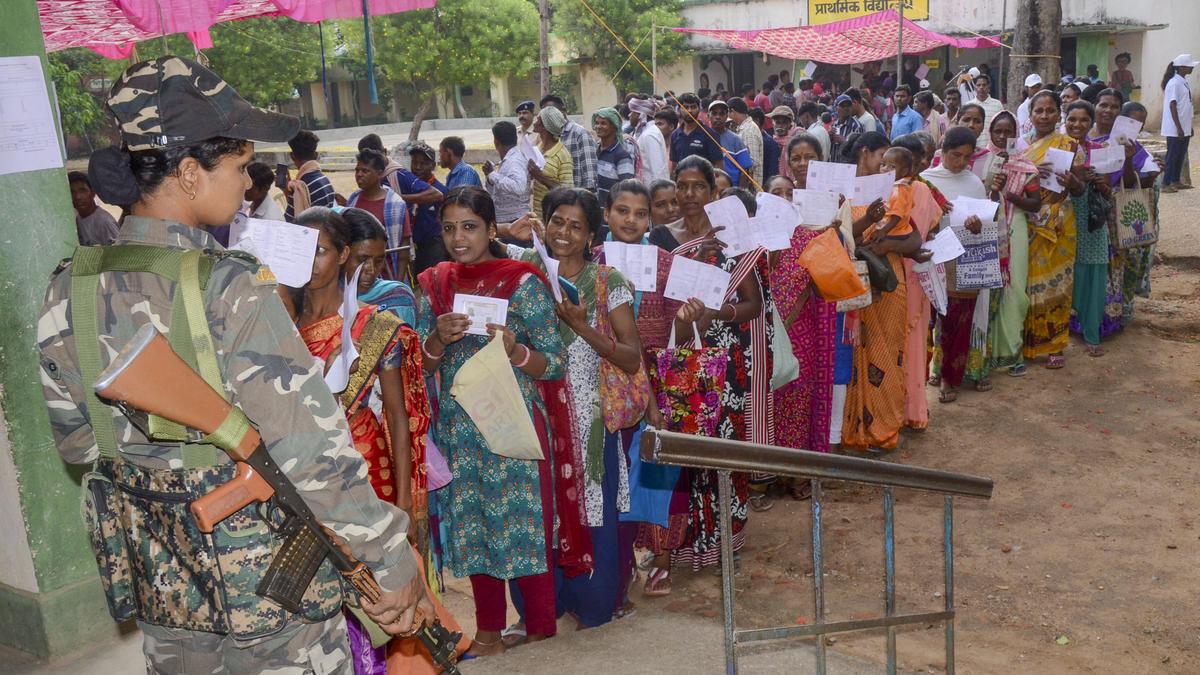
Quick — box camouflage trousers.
[140,614,351,675]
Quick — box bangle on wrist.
[421,337,444,360]
[512,343,532,368]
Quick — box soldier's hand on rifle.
[360,570,435,636]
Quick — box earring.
[186,191,196,201]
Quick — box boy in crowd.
[68,171,119,245]
[439,136,482,189]
[242,162,284,221]
[284,129,336,222]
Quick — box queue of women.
[281,83,1159,670]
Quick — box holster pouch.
[87,458,342,639]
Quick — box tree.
[204,18,322,108]
[47,50,109,152]
[341,0,539,140]
[549,0,688,98]
[1007,0,1061,109]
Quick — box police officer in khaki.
[36,56,432,674]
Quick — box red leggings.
[468,420,557,636]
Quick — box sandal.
[613,601,637,621]
[1086,344,1105,358]
[927,375,942,387]
[789,480,813,501]
[643,567,672,597]
[500,623,527,648]
[1008,364,1027,377]
[938,388,959,403]
[974,378,993,392]
[1046,354,1066,369]
[748,493,774,512]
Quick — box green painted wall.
[1076,33,1110,82]
[0,0,121,659]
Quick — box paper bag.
[449,334,543,460]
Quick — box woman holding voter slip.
[840,132,925,452]
[515,186,646,628]
[981,112,1041,377]
[289,206,469,673]
[1062,100,1113,358]
[920,127,992,403]
[1021,90,1086,369]
[648,155,767,572]
[416,186,591,657]
[1079,89,1160,340]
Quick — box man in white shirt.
[969,73,1004,147]
[242,162,285,221]
[483,121,531,222]
[1162,53,1196,192]
[797,102,831,160]
[628,96,669,183]
[1015,73,1044,134]
[847,88,878,133]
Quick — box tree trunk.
[1007,0,1062,108]
[539,0,550,98]
[409,90,437,141]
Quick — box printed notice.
[603,241,659,292]
[228,218,319,288]
[852,170,896,206]
[663,255,731,310]
[1041,147,1075,193]
[793,188,841,226]
[806,160,857,197]
[453,294,509,336]
[0,56,65,176]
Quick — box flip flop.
[1046,354,1066,369]
[938,388,958,403]
[974,378,993,392]
[643,567,672,597]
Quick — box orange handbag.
[796,228,867,302]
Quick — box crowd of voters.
[63,50,1195,672]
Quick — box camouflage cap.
[108,56,300,152]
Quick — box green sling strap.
[70,244,225,468]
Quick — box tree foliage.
[549,0,688,95]
[46,50,107,147]
[204,18,322,107]
[340,0,539,123]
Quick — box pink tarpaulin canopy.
[674,9,1000,65]
[38,0,437,58]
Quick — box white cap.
[1024,73,1042,87]
[968,67,981,78]
[919,79,930,89]
[1173,53,1199,68]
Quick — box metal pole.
[811,479,827,675]
[718,470,738,674]
[895,0,904,83]
[884,487,897,675]
[651,15,658,95]
[999,0,1008,103]
[944,496,956,675]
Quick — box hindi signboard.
[807,0,929,26]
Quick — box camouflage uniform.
[37,217,417,672]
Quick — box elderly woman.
[528,105,574,218]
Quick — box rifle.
[95,324,462,674]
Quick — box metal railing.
[640,429,993,675]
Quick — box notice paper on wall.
[228,218,319,288]
[0,56,65,176]
[663,255,731,310]
[602,241,659,292]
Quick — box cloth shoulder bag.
[1110,187,1158,248]
[596,267,653,432]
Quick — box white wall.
[0,388,39,594]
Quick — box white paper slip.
[1090,143,1125,175]
[0,56,65,176]
[852,170,896,206]
[925,226,965,264]
[519,134,546,169]
[1041,147,1076,193]
[705,195,756,256]
[947,196,998,230]
[1143,156,1160,174]
[806,160,857,197]
[802,60,817,79]
[324,264,364,394]
[663,255,731,310]
[228,218,319,288]
[792,189,841,227]
[1110,115,1143,144]
[751,192,799,251]
[530,230,562,302]
[602,241,659,292]
[453,294,509,335]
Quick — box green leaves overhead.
[549,0,688,94]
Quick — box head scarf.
[628,97,659,133]
[537,106,566,138]
[592,107,622,136]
